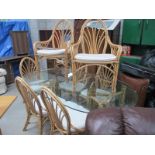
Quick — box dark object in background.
[120,49,155,107]
[140,49,155,68]
[10,31,29,56]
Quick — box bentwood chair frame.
[15,76,47,134]
[41,86,85,135]
[33,19,74,81]
[19,56,38,79]
[71,19,122,93]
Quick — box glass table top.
[23,68,138,113]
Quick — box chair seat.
[52,98,88,132]
[75,54,117,62]
[63,107,88,132]
[37,49,65,56]
[34,95,47,115]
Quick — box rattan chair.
[19,57,38,78]
[33,19,74,81]
[41,86,87,135]
[71,19,122,93]
[15,76,48,134]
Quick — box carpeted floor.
[0,83,50,135]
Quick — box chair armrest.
[108,39,122,59]
[111,43,122,59]
[33,40,49,49]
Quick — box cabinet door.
[141,20,155,45]
[122,19,143,45]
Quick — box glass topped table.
[23,68,138,113]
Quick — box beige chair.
[33,19,74,81]
[19,57,38,78]
[15,76,47,134]
[71,19,122,93]
[41,86,87,135]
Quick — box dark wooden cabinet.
[39,30,52,41]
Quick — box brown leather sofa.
[118,72,149,107]
[85,107,155,135]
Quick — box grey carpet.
[0,83,50,135]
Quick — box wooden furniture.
[0,55,28,84]
[41,86,87,135]
[0,96,17,135]
[0,96,17,118]
[10,31,30,56]
[19,57,38,78]
[71,19,122,93]
[33,19,74,81]
[15,76,48,134]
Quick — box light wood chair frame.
[71,19,122,93]
[19,56,38,79]
[33,19,74,81]
[41,86,85,135]
[15,76,47,134]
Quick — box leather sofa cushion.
[85,108,123,135]
[123,107,155,135]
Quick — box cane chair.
[19,57,38,79]
[15,76,48,134]
[33,19,74,81]
[71,19,122,93]
[41,86,87,135]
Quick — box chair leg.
[39,117,44,135]
[50,124,56,135]
[64,56,69,82]
[112,64,119,93]
[72,62,76,93]
[34,55,40,70]
[23,112,31,131]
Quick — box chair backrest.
[77,19,120,55]
[15,76,42,115]
[41,86,71,134]
[95,65,115,89]
[19,57,38,78]
[48,19,74,49]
